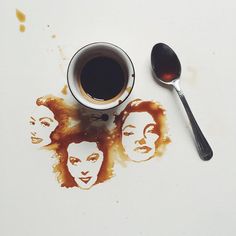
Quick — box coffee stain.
[31,94,170,189]
[16,9,26,32]
[52,34,56,39]
[126,87,132,93]
[61,85,68,95]
[58,46,67,61]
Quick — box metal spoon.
[151,43,213,161]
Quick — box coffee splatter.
[58,46,67,61]
[16,9,26,32]
[19,24,26,32]
[61,85,68,95]
[16,9,25,22]
[126,87,132,93]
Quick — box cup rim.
[67,42,135,110]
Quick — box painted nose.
[31,132,36,136]
[135,138,146,145]
[81,171,89,176]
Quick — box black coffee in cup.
[67,42,135,110]
[80,56,126,101]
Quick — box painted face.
[67,142,104,190]
[121,112,159,162]
[30,106,58,147]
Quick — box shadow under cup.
[67,42,135,110]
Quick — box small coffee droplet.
[61,85,68,95]
[19,24,26,32]
[16,9,26,22]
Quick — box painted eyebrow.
[30,116,36,121]
[86,153,99,160]
[144,123,156,132]
[39,117,54,122]
[122,124,136,131]
[70,156,81,160]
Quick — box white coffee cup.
[67,42,135,110]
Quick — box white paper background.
[1,0,236,235]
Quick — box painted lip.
[31,137,43,144]
[79,177,92,184]
[134,146,151,153]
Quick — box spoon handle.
[173,80,213,161]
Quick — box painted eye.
[30,121,35,125]
[123,131,134,136]
[144,124,157,135]
[69,156,81,166]
[41,121,50,127]
[87,153,99,162]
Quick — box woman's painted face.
[67,142,104,190]
[30,106,58,147]
[122,112,159,162]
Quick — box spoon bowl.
[151,43,181,84]
[151,43,213,161]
